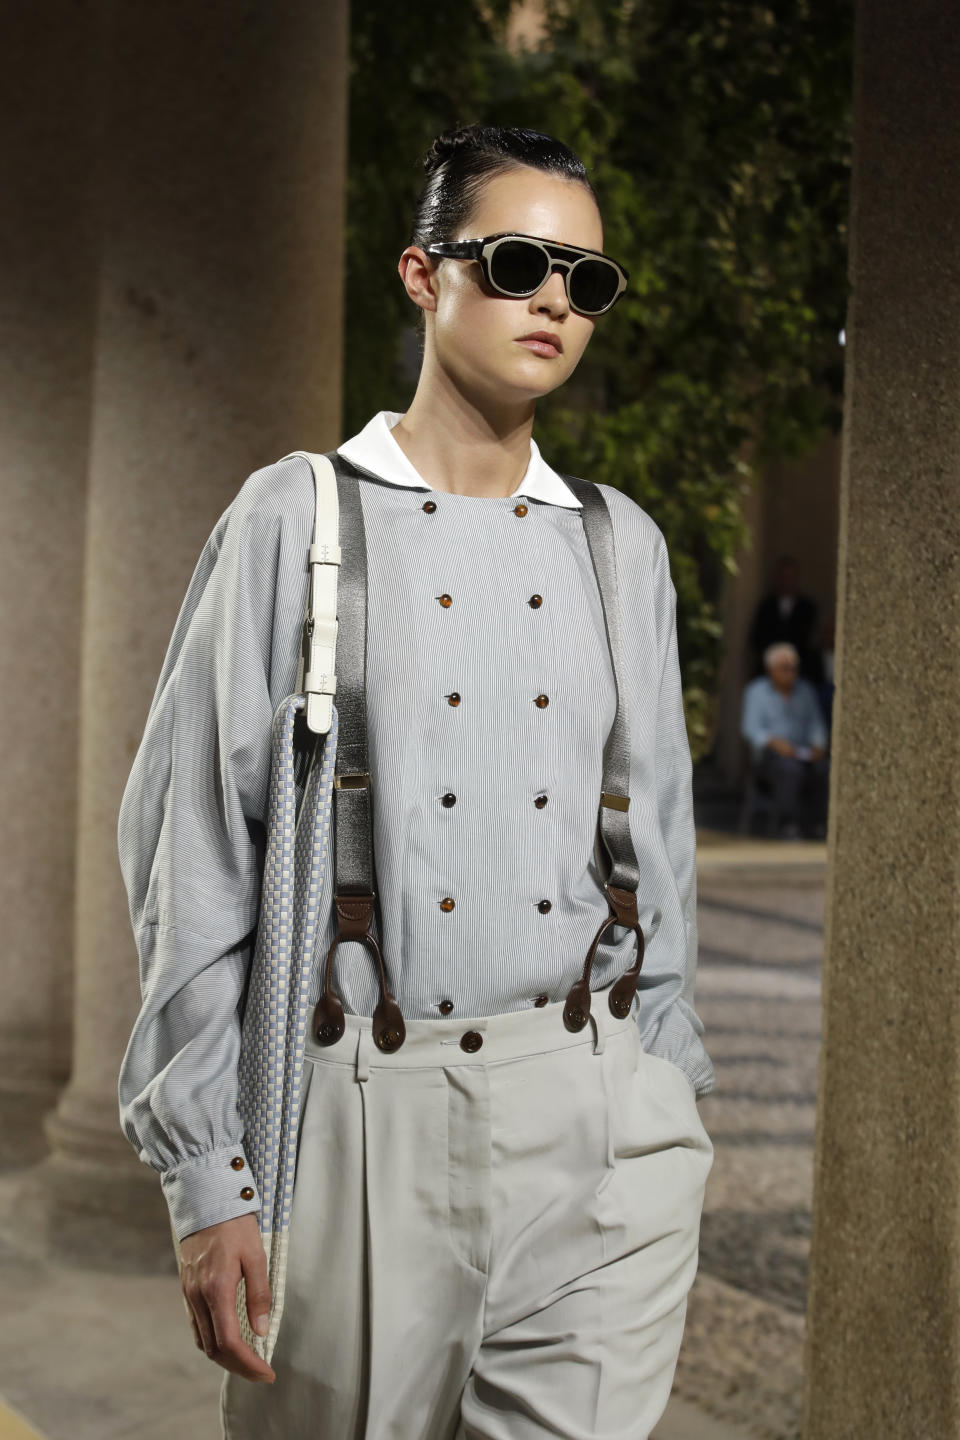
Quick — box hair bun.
[423,125,484,175]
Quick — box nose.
[533,266,569,316]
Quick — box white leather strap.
[278,451,340,734]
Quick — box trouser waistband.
[302,979,641,1076]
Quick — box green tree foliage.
[344,0,853,759]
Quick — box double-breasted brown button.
[230,1156,245,1170]
[460,1031,484,1052]
[513,503,528,517]
[440,897,456,912]
[438,999,454,1015]
[534,694,550,708]
[441,792,457,807]
[534,794,548,808]
[447,692,461,707]
[423,500,437,513]
[529,594,543,608]
[537,899,552,913]
[438,593,452,607]
[240,1186,255,1200]
[533,993,549,1007]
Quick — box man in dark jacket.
[749,555,823,684]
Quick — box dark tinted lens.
[568,258,620,313]
[489,239,550,295]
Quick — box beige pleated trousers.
[221,981,714,1440]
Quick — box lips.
[516,331,563,356]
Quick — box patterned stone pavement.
[671,855,825,1440]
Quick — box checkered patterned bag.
[232,695,338,1362]
[231,451,342,1364]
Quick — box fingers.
[178,1219,276,1384]
[182,1292,204,1350]
[207,1274,277,1384]
[186,1284,219,1361]
[242,1233,273,1343]
[184,1276,275,1383]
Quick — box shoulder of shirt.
[224,453,318,537]
[589,480,668,555]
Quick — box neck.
[390,363,537,499]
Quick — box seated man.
[741,642,830,839]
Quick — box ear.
[398,247,439,316]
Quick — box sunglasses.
[423,231,629,316]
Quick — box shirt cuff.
[641,1001,717,1100]
[160,1142,262,1242]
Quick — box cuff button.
[230,1156,245,1170]
[240,1186,255,1200]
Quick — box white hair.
[763,641,799,671]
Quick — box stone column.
[0,5,101,1148]
[802,2,960,1434]
[12,0,350,1268]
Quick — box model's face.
[400,167,605,403]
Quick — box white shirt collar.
[337,410,583,509]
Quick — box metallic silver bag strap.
[325,451,377,898]
[558,473,641,898]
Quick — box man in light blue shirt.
[741,641,830,838]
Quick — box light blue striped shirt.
[117,409,715,1240]
[741,674,828,763]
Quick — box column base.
[2,1085,177,1273]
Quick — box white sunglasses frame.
[422,230,629,316]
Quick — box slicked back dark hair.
[407,123,599,339]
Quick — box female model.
[118,122,716,1440]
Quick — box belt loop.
[590,1005,607,1056]
[356,1024,372,1083]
